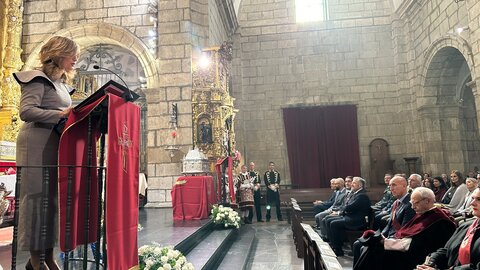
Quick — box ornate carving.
[192,45,237,162]
[0,0,23,142]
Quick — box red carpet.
[0,226,12,247]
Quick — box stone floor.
[0,208,354,269]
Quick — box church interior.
[1,0,480,269]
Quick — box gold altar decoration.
[0,0,23,143]
[192,42,237,162]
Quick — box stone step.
[216,225,256,270]
[184,225,237,270]
[174,220,215,255]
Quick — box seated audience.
[314,178,348,229]
[355,187,456,270]
[372,174,394,211]
[416,188,480,270]
[318,177,354,238]
[432,176,448,202]
[442,170,469,213]
[313,178,337,214]
[408,174,423,191]
[442,173,451,188]
[353,175,415,264]
[325,177,371,256]
[423,178,432,189]
[452,177,478,217]
[371,174,396,230]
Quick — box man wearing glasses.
[355,187,456,270]
[417,188,480,270]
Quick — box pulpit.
[171,176,215,220]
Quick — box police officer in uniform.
[248,162,264,222]
[264,161,283,221]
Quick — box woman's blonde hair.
[39,36,79,83]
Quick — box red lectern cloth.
[171,176,215,220]
[105,94,140,270]
[59,94,140,270]
[58,95,106,251]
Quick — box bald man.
[353,175,415,264]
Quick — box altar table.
[171,176,216,220]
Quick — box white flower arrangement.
[210,204,241,229]
[138,244,194,270]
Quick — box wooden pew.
[291,198,304,258]
[280,187,385,222]
[300,223,343,270]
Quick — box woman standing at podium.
[14,36,78,270]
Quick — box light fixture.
[199,53,211,69]
[165,103,179,160]
[455,26,469,34]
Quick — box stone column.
[145,0,209,207]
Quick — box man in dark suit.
[264,161,283,221]
[314,178,348,229]
[353,175,416,262]
[416,188,480,270]
[327,177,371,256]
[313,178,337,214]
[248,161,264,222]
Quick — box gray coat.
[13,70,72,251]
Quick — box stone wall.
[233,0,480,184]
[234,0,398,182]
[18,0,230,206]
[392,0,474,174]
[208,0,229,45]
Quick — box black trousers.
[248,190,263,221]
[266,190,282,220]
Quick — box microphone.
[93,65,134,101]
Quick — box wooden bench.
[291,196,375,256]
[345,207,375,250]
[301,223,343,270]
[291,198,304,258]
[281,187,385,223]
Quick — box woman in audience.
[432,176,447,202]
[442,173,451,188]
[442,170,469,213]
[423,178,432,189]
[452,177,479,217]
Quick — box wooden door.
[369,138,394,187]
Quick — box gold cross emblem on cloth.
[118,123,133,173]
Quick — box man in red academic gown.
[416,188,480,270]
[355,187,456,270]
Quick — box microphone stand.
[93,65,134,102]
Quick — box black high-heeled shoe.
[25,259,34,270]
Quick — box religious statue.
[198,120,213,143]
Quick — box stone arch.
[417,35,479,174]
[419,34,474,107]
[22,23,160,89]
